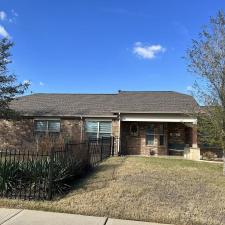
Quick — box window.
[99,122,112,138]
[146,124,155,145]
[85,121,98,139]
[159,124,165,146]
[85,121,112,139]
[34,120,60,133]
[130,123,139,136]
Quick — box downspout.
[118,112,121,155]
[80,116,83,142]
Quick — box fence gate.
[88,137,114,167]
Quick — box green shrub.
[0,153,84,199]
[202,151,216,160]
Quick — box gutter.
[80,115,83,142]
[20,114,117,119]
[111,111,191,114]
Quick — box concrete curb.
[0,209,23,225]
[0,208,171,225]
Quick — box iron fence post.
[100,137,103,161]
[111,137,114,156]
[87,140,90,165]
[109,137,112,157]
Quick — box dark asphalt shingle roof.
[10,91,198,117]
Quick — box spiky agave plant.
[0,160,19,194]
[51,158,83,195]
[0,151,85,199]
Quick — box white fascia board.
[121,114,197,123]
[34,118,61,121]
[85,118,113,122]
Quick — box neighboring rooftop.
[10,91,198,117]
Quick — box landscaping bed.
[0,137,113,200]
[0,157,224,225]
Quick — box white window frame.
[159,124,165,146]
[34,118,61,133]
[146,124,155,146]
[85,120,112,139]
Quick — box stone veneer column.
[184,122,200,160]
[112,119,120,155]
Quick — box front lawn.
[0,157,225,225]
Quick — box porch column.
[192,124,198,148]
[184,120,200,160]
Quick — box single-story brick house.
[0,91,203,159]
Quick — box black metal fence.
[0,137,115,200]
[88,137,115,166]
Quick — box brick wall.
[61,119,83,143]
[112,119,120,137]
[0,118,194,156]
[120,122,193,156]
[0,119,35,150]
[167,122,192,147]
[0,118,82,151]
[121,122,168,155]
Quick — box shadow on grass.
[53,157,126,200]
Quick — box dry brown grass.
[0,156,225,225]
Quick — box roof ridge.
[118,91,176,93]
[27,93,118,96]
[19,91,194,98]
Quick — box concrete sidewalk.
[0,208,171,225]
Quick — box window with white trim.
[146,124,155,145]
[85,121,112,139]
[159,124,165,146]
[34,120,61,133]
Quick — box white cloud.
[133,42,166,59]
[0,9,18,24]
[39,82,45,86]
[0,25,10,38]
[0,11,7,21]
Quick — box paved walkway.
[0,208,171,225]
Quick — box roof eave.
[20,113,117,118]
[111,111,192,114]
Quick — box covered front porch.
[118,113,199,159]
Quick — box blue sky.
[0,0,224,94]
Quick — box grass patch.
[0,156,225,225]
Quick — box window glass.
[87,132,98,139]
[146,125,154,135]
[35,121,47,132]
[86,121,112,139]
[99,133,111,138]
[34,120,60,133]
[99,122,112,135]
[146,124,154,145]
[159,124,164,134]
[86,122,98,133]
[130,124,139,136]
[160,135,164,145]
[48,120,60,132]
[146,135,154,145]
[85,122,98,139]
[159,124,165,146]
